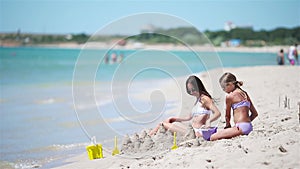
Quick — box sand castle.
[120,122,202,156]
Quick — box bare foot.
[149,123,162,136]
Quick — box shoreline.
[0,43,289,53]
[51,65,300,169]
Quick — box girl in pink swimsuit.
[210,72,259,141]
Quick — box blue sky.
[1,0,299,35]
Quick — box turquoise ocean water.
[0,47,277,168]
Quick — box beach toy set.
[85,126,218,159]
[86,128,217,160]
[86,144,103,160]
[171,132,178,150]
[112,136,120,156]
[86,133,178,160]
[86,136,104,160]
[86,136,120,160]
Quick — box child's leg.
[149,119,187,136]
[162,121,186,134]
[210,127,243,141]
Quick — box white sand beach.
[53,65,300,169]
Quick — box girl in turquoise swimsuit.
[210,72,259,141]
[149,75,221,138]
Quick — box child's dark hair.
[186,75,212,98]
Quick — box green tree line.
[1,26,299,46]
[128,26,300,46]
[205,27,300,46]
[0,33,90,45]
[127,27,207,45]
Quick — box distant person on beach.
[294,44,299,65]
[209,72,258,141]
[111,52,117,64]
[277,49,285,65]
[297,44,300,65]
[149,75,221,138]
[117,52,124,63]
[104,53,109,64]
[287,44,298,65]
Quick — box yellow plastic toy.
[171,132,178,150]
[86,144,103,160]
[112,136,120,156]
[86,136,103,160]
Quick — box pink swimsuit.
[232,100,253,135]
[236,122,253,135]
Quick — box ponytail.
[233,81,243,87]
[233,81,248,96]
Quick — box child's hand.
[168,117,177,123]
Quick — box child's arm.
[248,96,258,121]
[224,95,232,128]
[202,96,221,123]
